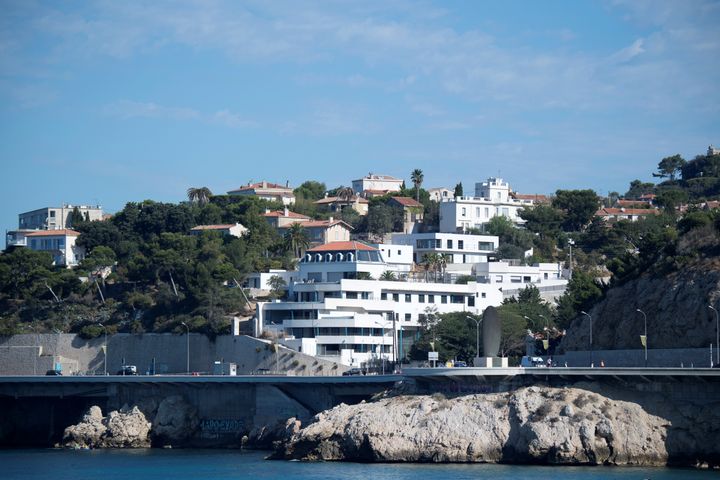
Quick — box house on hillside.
[427,187,453,202]
[314,195,369,216]
[278,219,353,245]
[19,204,104,231]
[596,207,660,222]
[190,223,248,238]
[25,229,85,267]
[387,196,424,233]
[263,208,312,228]
[352,173,403,196]
[228,181,295,205]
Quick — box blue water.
[0,449,715,479]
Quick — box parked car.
[454,361,468,368]
[116,365,138,376]
[342,368,364,376]
[520,356,546,367]
[45,369,62,376]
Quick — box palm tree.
[187,187,213,205]
[437,253,449,282]
[410,169,424,202]
[379,271,397,281]
[423,253,439,282]
[336,186,355,203]
[284,223,309,259]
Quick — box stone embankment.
[62,395,199,448]
[272,385,720,468]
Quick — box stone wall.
[0,334,346,376]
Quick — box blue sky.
[1,0,719,237]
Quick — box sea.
[1,449,716,480]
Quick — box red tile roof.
[616,200,651,208]
[389,196,423,207]
[307,241,377,252]
[263,210,311,219]
[26,229,80,237]
[513,193,550,203]
[231,181,290,191]
[597,208,660,216]
[280,220,353,229]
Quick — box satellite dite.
[477,306,509,368]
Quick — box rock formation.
[63,406,151,449]
[274,386,718,467]
[151,395,199,446]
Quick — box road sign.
[428,351,439,361]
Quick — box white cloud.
[103,100,256,128]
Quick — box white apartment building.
[351,173,403,195]
[391,232,499,266]
[473,261,568,300]
[25,229,85,267]
[439,177,534,232]
[371,244,414,275]
[18,204,103,231]
[256,241,504,367]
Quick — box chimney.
[286,180,289,188]
[265,209,270,214]
[262,180,267,188]
[329,216,334,222]
[284,207,289,216]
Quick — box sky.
[1,0,719,238]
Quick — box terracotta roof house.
[228,180,295,206]
[278,219,353,245]
[616,199,653,209]
[190,223,248,238]
[596,208,660,222]
[387,196,424,233]
[263,208,312,228]
[512,193,551,204]
[352,173,403,195]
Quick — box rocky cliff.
[561,255,720,352]
[273,385,720,467]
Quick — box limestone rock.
[151,395,199,445]
[62,405,150,449]
[275,387,675,466]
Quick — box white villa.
[474,261,568,301]
[18,204,104,231]
[352,173,403,196]
[256,241,504,367]
[25,229,85,267]
[391,232,499,266]
[439,177,534,232]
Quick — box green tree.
[624,180,655,200]
[555,270,603,329]
[454,182,464,198]
[653,154,686,181]
[655,187,688,214]
[284,223,309,259]
[552,189,601,232]
[267,275,287,299]
[293,181,327,201]
[379,271,397,281]
[410,169,424,203]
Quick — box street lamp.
[567,239,575,279]
[709,305,719,366]
[467,316,482,366]
[580,311,592,367]
[538,314,549,330]
[636,309,647,367]
[98,323,107,375]
[180,322,190,374]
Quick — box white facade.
[245,270,299,292]
[351,173,403,194]
[25,229,85,267]
[427,187,453,202]
[228,181,295,205]
[256,241,504,367]
[391,232,499,266]
[371,244,414,274]
[439,177,533,232]
[474,261,568,300]
[19,204,103,231]
[190,223,248,237]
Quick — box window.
[447,239,453,249]
[393,293,399,302]
[481,292,486,298]
[397,250,402,255]
[468,296,475,307]
[405,294,411,302]
[484,207,489,217]
[544,273,548,280]
[523,276,532,283]
[478,242,494,251]
[510,276,522,283]
[361,292,370,299]
[458,240,464,250]
[405,313,411,322]
[50,211,56,217]
[381,293,387,300]
[346,292,358,299]
[428,294,435,303]
[387,249,391,257]
[495,275,503,283]
[441,295,448,304]
[418,294,425,303]
[450,295,464,304]
[475,207,480,218]
[435,239,441,248]
[461,207,466,216]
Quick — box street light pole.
[568,239,575,279]
[180,322,190,374]
[467,316,481,366]
[636,309,647,367]
[709,305,719,366]
[580,311,592,367]
[98,323,107,375]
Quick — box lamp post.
[568,239,575,279]
[98,323,107,375]
[709,305,719,366]
[636,309,647,367]
[539,314,549,330]
[467,316,482,367]
[580,311,592,367]
[180,322,190,374]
